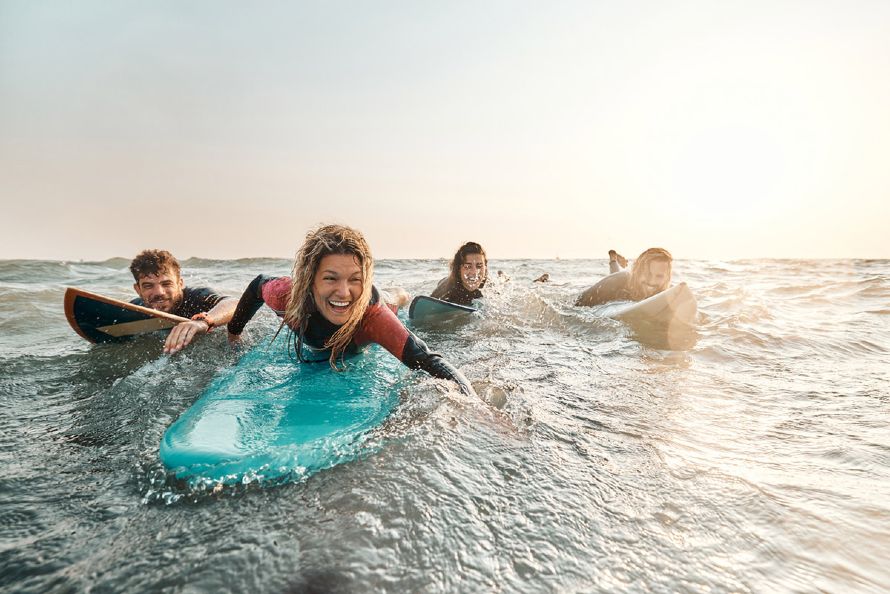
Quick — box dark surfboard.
[408,295,477,323]
[64,287,189,343]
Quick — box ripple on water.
[2,258,890,593]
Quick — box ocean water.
[1,257,888,593]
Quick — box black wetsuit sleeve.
[176,287,227,318]
[429,277,481,306]
[226,274,280,335]
[401,331,475,397]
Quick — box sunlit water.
[1,258,888,593]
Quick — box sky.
[2,0,889,260]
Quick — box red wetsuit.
[227,275,473,396]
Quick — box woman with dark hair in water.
[430,241,488,306]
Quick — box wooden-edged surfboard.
[64,287,190,343]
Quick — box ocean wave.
[4,257,890,594]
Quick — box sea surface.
[1,258,888,593]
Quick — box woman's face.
[312,253,363,325]
[459,253,486,292]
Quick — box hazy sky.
[2,1,889,260]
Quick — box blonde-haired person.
[430,242,487,306]
[576,248,673,307]
[226,224,476,397]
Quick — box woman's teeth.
[329,300,350,307]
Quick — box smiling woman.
[430,241,489,306]
[313,254,364,325]
[226,224,476,396]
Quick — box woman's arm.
[358,301,477,398]
[429,277,451,300]
[226,274,282,337]
[401,333,476,398]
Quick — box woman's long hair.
[281,224,374,369]
[629,247,672,301]
[447,241,488,290]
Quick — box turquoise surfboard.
[160,335,402,484]
[408,295,477,323]
[64,287,189,343]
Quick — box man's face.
[133,270,185,313]
[638,260,671,299]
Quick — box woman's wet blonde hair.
[629,247,673,301]
[281,224,374,369]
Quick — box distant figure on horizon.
[129,249,237,354]
[431,242,487,306]
[575,248,673,307]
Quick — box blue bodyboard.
[408,295,477,323]
[160,335,401,484]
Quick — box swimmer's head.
[284,224,374,369]
[630,247,672,300]
[130,249,185,313]
[450,241,487,292]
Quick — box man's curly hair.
[130,249,181,281]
